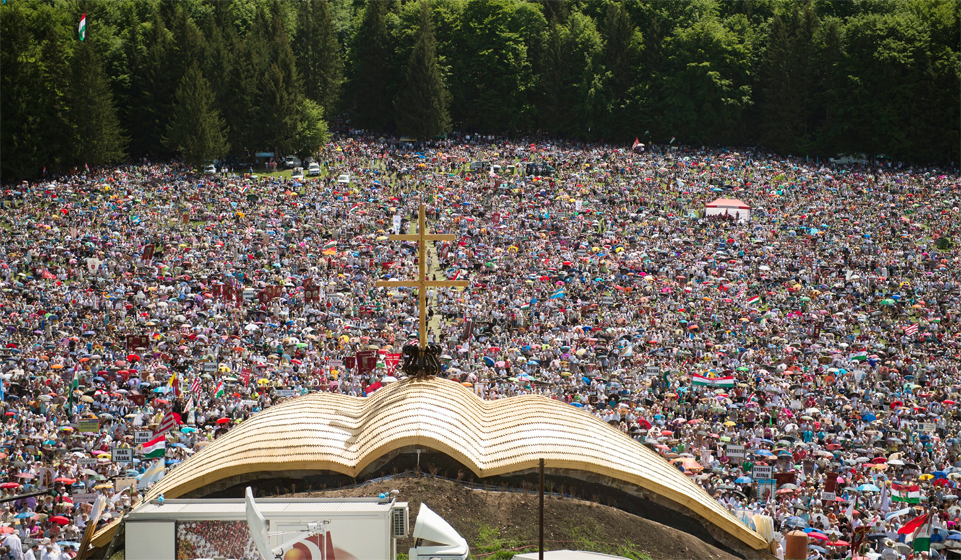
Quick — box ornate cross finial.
[376,204,468,376]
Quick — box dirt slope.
[290,477,741,560]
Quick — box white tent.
[705,198,751,221]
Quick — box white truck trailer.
[122,488,469,560]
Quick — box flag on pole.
[79,13,86,41]
[153,411,181,436]
[691,372,735,388]
[68,364,80,411]
[184,396,195,412]
[878,481,890,513]
[168,372,179,398]
[892,483,921,503]
[631,138,640,150]
[142,435,166,458]
[137,459,166,490]
[746,295,759,305]
[214,381,225,398]
[898,512,933,552]
[189,377,201,395]
[904,323,919,336]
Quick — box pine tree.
[395,1,451,139]
[70,42,127,167]
[255,13,304,154]
[293,98,331,160]
[600,1,643,142]
[1,6,47,179]
[163,65,229,169]
[295,0,343,114]
[351,1,393,130]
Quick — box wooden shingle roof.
[93,378,766,551]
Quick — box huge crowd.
[0,133,958,560]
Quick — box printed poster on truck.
[176,520,264,560]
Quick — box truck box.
[125,496,408,560]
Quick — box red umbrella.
[50,515,69,525]
[215,418,231,424]
[828,540,849,547]
[54,477,76,485]
[661,430,674,436]
[0,482,20,489]
[807,532,829,541]
[366,381,383,393]
[0,527,13,534]
[127,354,140,362]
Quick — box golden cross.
[376,204,469,348]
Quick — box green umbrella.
[880,299,895,306]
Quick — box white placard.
[72,492,98,504]
[134,431,153,445]
[752,465,773,480]
[111,448,133,464]
[726,444,746,460]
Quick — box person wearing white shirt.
[24,544,39,560]
[2,533,23,560]
[39,545,57,560]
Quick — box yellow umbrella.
[257,378,270,385]
[919,474,934,481]
[723,421,736,427]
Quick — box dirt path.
[291,477,741,560]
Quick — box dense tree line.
[2,0,958,181]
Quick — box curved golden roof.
[94,378,766,551]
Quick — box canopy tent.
[705,198,751,221]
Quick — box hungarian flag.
[691,373,735,388]
[142,435,166,458]
[746,295,759,305]
[899,512,933,552]
[892,483,921,503]
[79,13,86,41]
[213,381,225,398]
[849,351,868,362]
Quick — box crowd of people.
[0,132,958,560]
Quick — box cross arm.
[388,234,457,242]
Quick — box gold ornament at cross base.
[376,203,469,349]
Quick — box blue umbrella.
[483,357,495,367]
[571,402,584,408]
[783,516,807,528]
[756,449,775,457]
[735,476,752,484]
[947,534,961,541]
[858,484,881,493]
[862,413,877,422]
[14,512,32,519]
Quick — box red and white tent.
[705,198,751,220]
